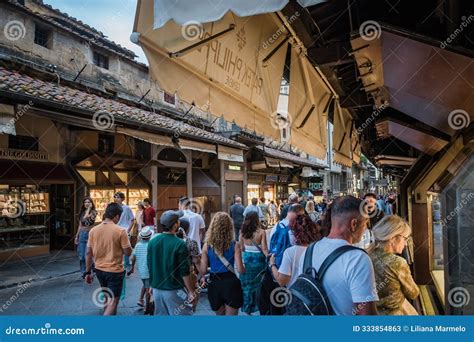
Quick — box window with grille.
[93,51,109,69]
[34,24,51,48]
[98,134,114,154]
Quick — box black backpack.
[285,243,365,315]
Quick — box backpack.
[269,221,292,268]
[285,243,365,315]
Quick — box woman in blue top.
[199,212,245,315]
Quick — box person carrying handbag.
[199,212,245,316]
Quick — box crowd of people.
[78,190,419,317]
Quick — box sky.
[45,0,148,64]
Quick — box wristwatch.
[84,270,92,276]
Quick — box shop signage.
[218,152,244,163]
[0,148,48,161]
[265,175,278,183]
[309,182,323,190]
[279,175,289,183]
[227,164,241,171]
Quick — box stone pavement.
[0,250,214,316]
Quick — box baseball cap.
[159,210,184,230]
[139,226,153,239]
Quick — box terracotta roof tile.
[0,67,245,148]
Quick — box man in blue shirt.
[243,197,264,221]
[114,191,134,271]
[229,196,245,240]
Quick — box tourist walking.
[297,196,378,315]
[75,197,97,277]
[199,212,244,315]
[130,226,153,314]
[142,198,156,231]
[179,196,206,252]
[305,200,319,223]
[270,213,320,288]
[239,211,268,315]
[84,203,132,315]
[243,198,264,221]
[148,210,196,315]
[229,196,245,240]
[114,192,135,271]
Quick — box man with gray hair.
[229,196,245,240]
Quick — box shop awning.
[256,145,322,168]
[376,119,449,156]
[217,145,244,162]
[332,102,353,168]
[265,157,280,168]
[117,127,173,147]
[374,155,417,167]
[0,161,73,184]
[288,47,331,159]
[152,0,326,29]
[178,139,216,154]
[351,29,474,137]
[133,0,335,158]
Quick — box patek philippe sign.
[0,148,49,161]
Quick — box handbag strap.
[250,239,265,255]
[211,245,236,275]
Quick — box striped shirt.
[133,241,150,279]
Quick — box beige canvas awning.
[288,47,331,159]
[178,139,216,154]
[133,0,336,158]
[134,1,289,140]
[332,102,353,168]
[152,0,326,29]
[116,127,173,146]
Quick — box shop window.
[77,170,96,185]
[93,51,109,70]
[115,172,129,184]
[134,139,151,160]
[98,134,114,154]
[34,24,52,49]
[8,135,39,151]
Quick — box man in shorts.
[85,202,132,315]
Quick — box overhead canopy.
[178,139,216,154]
[152,0,326,29]
[217,145,244,162]
[351,29,474,137]
[133,0,335,158]
[117,127,173,147]
[332,102,353,168]
[288,46,331,159]
[376,119,449,156]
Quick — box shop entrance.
[226,180,243,208]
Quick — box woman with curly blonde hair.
[199,212,245,315]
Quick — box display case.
[0,185,50,259]
[90,188,115,221]
[128,188,150,212]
